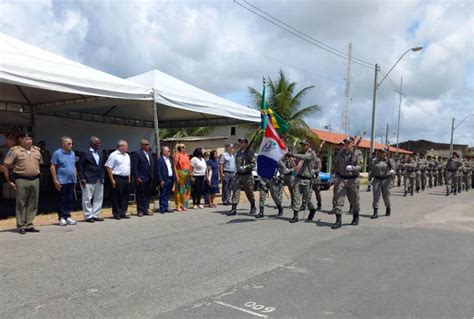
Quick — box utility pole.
[385,124,389,145]
[396,77,403,155]
[341,43,352,134]
[449,117,455,157]
[370,63,379,154]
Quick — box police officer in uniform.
[311,153,323,211]
[462,160,471,191]
[1,133,43,234]
[437,158,444,186]
[426,155,435,188]
[287,140,317,223]
[445,152,462,196]
[281,154,296,207]
[370,149,395,218]
[330,136,363,229]
[395,155,403,187]
[228,138,256,216]
[403,155,417,196]
[256,160,287,218]
[431,156,439,187]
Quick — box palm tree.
[246,69,321,149]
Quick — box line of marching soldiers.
[227,136,473,230]
[370,151,473,197]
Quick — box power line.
[155,2,341,83]
[233,0,373,69]
[241,0,374,67]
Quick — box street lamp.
[449,114,474,157]
[370,46,423,154]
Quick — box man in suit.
[77,136,105,222]
[155,146,174,213]
[132,139,154,216]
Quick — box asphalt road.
[1,185,473,319]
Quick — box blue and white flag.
[257,123,287,179]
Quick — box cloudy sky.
[1,0,473,145]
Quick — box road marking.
[214,301,269,318]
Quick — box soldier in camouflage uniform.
[228,138,257,216]
[426,155,435,188]
[370,149,396,218]
[311,154,323,211]
[445,152,462,196]
[403,155,417,196]
[432,156,439,187]
[281,155,296,207]
[287,140,317,224]
[330,136,363,229]
[418,154,427,191]
[437,158,444,186]
[471,159,474,189]
[462,160,471,191]
[256,160,288,218]
[395,155,403,187]
[456,159,464,194]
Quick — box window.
[230,127,236,136]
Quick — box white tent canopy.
[0,32,259,143]
[0,32,152,107]
[127,70,260,126]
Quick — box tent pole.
[152,89,160,153]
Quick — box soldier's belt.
[296,175,312,180]
[14,174,40,180]
[336,173,357,179]
[374,176,389,179]
[448,169,458,172]
[236,172,252,176]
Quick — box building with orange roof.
[310,129,412,172]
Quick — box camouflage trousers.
[445,171,458,193]
[258,177,283,208]
[372,177,392,209]
[291,177,315,212]
[231,174,255,205]
[331,176,360,215]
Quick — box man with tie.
[155,146,174,213]
[131,139,154,216]
[77,136,105,223]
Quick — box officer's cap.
[17,132,32,139]
[238,137,249,144]
[343,136,355,144]
[299,139,311,146]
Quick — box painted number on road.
[244,302,276,313]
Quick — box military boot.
[249,202,256,215]
[411,189,414,196]
[317,202,322,210]
[227,204,237,216]
[255,206,264,219]
[299,201,306,211]
[446,190,450,196]
[386,206,391,216]
[371,208,378,219]
[277,205,284,217]
[351,213,359,225]
[403,191,407,197]
[331,214,342,229]
[289,211,299,223]
[307,208,317,221]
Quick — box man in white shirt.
[105,139,131,220]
